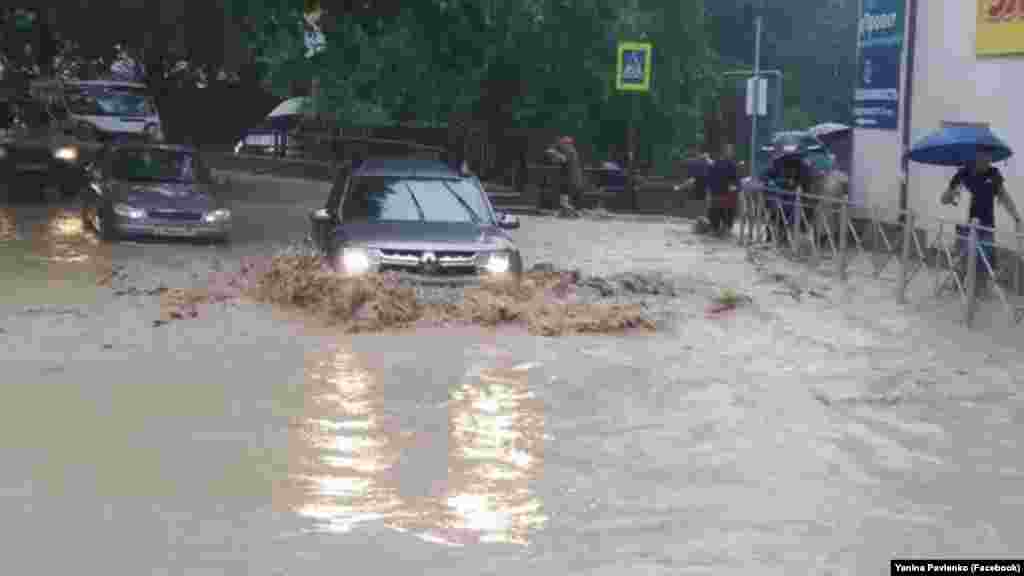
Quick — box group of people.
[683,143,742,237]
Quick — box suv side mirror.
[496,212,520,229]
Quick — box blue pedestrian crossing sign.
[616,42,652,92]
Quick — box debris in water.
[248,247,658,335]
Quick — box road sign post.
[616,41,652,212]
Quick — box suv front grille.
[377,249,480,275]
[149,210,203,222]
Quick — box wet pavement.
[2,179,1024,574]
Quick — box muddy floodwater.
[2,188,1023,574]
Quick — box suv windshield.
[343,176,490,224]
[112,148,204,183]
[66,86,155,117]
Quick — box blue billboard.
[853,0,905,130]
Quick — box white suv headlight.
[203,209,232,223]
[339,246,377,276]
[113,203,146,219]
[54,146,78,162]
[481,251,512,275]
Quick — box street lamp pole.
[750,11,763,178]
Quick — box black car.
[309,157,523,283]
[79,143,232,243]
[0,94,87,202]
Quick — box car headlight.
[54,146,78,162]
[481,251,513,275]
[339,246,376,276]
[203,209,232,223]
[234,140,243,155]
[113,203,146,219]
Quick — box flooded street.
[2,178,1023,574]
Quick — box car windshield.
[343,176,490,224]
[112,149,203,183]
[66,86,155,117]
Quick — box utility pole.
[750,9,763,178]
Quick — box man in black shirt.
[941,149,1022,296]
[707,144,740,237]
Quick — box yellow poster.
[977,0,1024,56]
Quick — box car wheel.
[98,203,120,242]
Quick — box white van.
[32,79,164,142]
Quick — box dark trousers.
[709,206,735,233]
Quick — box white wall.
[908,0,1024,245]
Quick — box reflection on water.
[0,205,106,306]
[0,206,99,264]
[0,208,18,241]
[283,348,547,546]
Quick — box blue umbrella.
[905,124,1013,166]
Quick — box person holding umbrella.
[940,149,1022,296]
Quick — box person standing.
[941,149,1022,297]
[546,135,585,216]
[707,143,741,237]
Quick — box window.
[342,176,489,223]
[112,148,202,183]
[66,86,155,117]
[343,176,422,222]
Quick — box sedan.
[79,144,232,243]
[309,157,522,283]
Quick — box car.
[233,97,308,157]
[759,131,836,176]
[79,143,232,243]
[309,157,523,283]
[0,91,87,202]
[30,78,165,143]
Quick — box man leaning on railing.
[941,149,1023,298]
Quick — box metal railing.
[738,183,1024,330]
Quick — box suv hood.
[116,182,221,212]
[335,221,515,252]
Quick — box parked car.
[0,91,86,202]
[233,97,309,157]
[309,157,523,283]
[79,143,231,243]
[759,131,836,177]
[30,78,164,143]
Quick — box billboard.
[853,0,906,131]
[977,0,1024,56]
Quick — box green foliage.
[234,0,720,168]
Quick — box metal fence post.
[964,218,979,328]
[793,188,802,254]
[1016,233,1023,297]
[897,210,914,303]
[838,198,849,282]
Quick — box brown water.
[0,204,108,308]
[2,196,1024,574]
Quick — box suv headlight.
[54,146,78,162]
[203,209,231,223]
[338,246,377,276]
[113,203,146,219]
[480,250,513,275]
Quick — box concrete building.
[852,0,1024,245]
